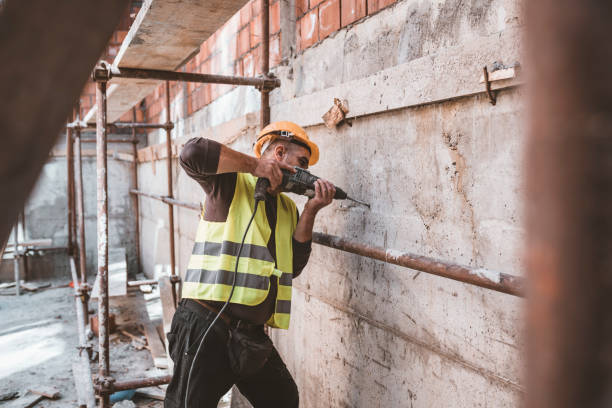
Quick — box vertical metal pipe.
[131,108,141,273]
[74,104,88,320]
[19,210,28,281]
[165,81,176,278]
[13,223,20,296]
[66,126,75,255]
[260,0,270,128]
[525,1,612,407]
[95,79,110,408]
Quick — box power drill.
[254,166,370,207]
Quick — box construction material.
[322,98,349,129]
[158,276,176,372]
[28,386,60,400]
[90,314,117,337]
[4,239,52,249]
[0,391,19,401]
[94,375,172,393]
[143,321,168,369]
[312,232,524,297]
[20,282,51,292]
[91,249,127,298]
[129,190,200,211]
[135,387,165,401]
[73,360,96,408]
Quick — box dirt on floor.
[0,278,166,407]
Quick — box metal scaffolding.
[65,4,278,406]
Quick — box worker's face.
[274,143,311,169]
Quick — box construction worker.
[164,121,335,408]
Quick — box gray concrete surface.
[0,280,165,407]
[1,132,140,282]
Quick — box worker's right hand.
[252,158,296,192]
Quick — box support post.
[66,125,75,255]
[74,104,88,320]
[131,108,141,273]
[526,1,612,407]
[165,81,176,281]
[260,0,270,128]
[95,69,112,408]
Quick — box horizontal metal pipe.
[127,279,158,287]
[94,375,172,392]
[129,189,200,211]
[126,192,522,296]
[67,122,171,130]
[80,138,137,144]
[104,66,280,88]
[312,232,525,297]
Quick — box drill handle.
[254,177,270,202]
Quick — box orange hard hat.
[254,121,319,165]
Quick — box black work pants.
[164,301,299,408]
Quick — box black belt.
[181,299,263,332]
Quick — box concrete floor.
[0,279,166,407]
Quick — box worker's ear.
[274,144,285,160]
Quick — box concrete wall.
[137,0,526,405]
[1,133,140,282]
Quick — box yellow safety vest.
[182,172,298,329]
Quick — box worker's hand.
[305,179,336,213]
[252,158,296,192]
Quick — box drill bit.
[346,196,370,208]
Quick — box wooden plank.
[28,386,60,400]
[90,248,127,298]
[72,359,96,408]
[135,387,166,401]
[144,321,168,369]
[158,276,177,372]
[84,0,250,122]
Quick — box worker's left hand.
[305,179,335,213]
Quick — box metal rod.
[13,253,20,296]
[165,81,176,279]
[94,66,280,88]
[525,1,612,406]
[127,279,158,287]
[94,375,172,393]
[68,122,172,130]
[75,106,87,289]
[19,209,28,281]
[95,77,111,408]
[127,190,523,297]
[129,189,200,211]
[131,108,141,274]
[260,0,270,128]
[312,232,524,297]
[66,125,75,256]
[80,138,138,144]
[70,256,88,343]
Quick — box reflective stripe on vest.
[182,172,297,329]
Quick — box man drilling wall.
[164,121,337,407]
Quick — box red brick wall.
[297,0,397,51]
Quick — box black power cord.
[184,197,263,408]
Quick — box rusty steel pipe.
[312,232,524,297]
[131,108,141,273]
[66,125,75,256]
[260,0,271,128]
[68,122,172,130]
[525,1,612,407]
[93,66,280,89]
[94,375,172,393]
[80,138,138,144]
[95,78,111,408]
[129,189,200,212]
[74,106,88,318]
[165,81,176,279]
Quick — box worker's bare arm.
[216,144,294,191]
[294,179,335,242]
